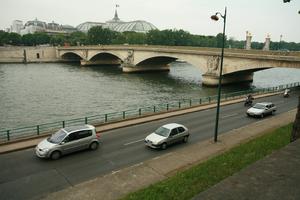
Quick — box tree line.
[1,27,300,51]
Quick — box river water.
[0,62,299,130]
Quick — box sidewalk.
[41,109,297,200]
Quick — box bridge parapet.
[57,45,300,86]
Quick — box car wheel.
[89,142,99,150]
[272,110,275,115]
[161,143,167,150]
[50,151,61,160]
[183,136,189,143]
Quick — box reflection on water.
[0,62,299,129]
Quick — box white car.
[144,123,189,149]
[246,102,276,118]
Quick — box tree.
[291,96,300,142]
[22,34,36,46]
[0,30,9,45]
[34,32,50,45]
[87,26,117,45]
[216,33,227,48]
[49,34,66,46]
[7,33,22,45]
[69,31,87,46]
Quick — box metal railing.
[0,82,299,143]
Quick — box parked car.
[144,123,189,150]
[246,102,276,118]
[35,124,100,160]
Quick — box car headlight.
[41,148,49,153]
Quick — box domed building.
[77,7,157,33]
[112,20,157,33]
[76,22,106,33]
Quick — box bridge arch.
[133,52,209,74]
[60,52,84,62]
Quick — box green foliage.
[0,28,299,51]
[69,31,87,46]
[122,123,292,200]
[22,33,50,46]
[146,29,192,46]
[0,31,22,45]
[49,34,66,46]
[87,26,117,45]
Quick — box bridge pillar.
[122,64,170,72]
[121,49,170,72]
[202,72,253,86]
[80,60,121,66]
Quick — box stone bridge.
[57,45,300,86]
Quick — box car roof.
[63,124,94,133]
[162,123,184,129]
[255,102,273,106]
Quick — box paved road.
[0,91,299,200]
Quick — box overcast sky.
[1,0,299,42]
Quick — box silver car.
[35,124,100,160]
[144,123,189,150]
[246,102,276,118]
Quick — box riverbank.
[0,46,59,63]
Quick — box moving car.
[144,123,189,150]
[35,124,100,160]
[246,102,276,118]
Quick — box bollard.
[190,99,192,107]
[139,108,141,116]
[199,98,202,105]
[85,117,88,124]
[166,104,169,111]
[153,106,156,113]
[208,96,211,103]
[62,121,65,128]
[179,101,181,109]
[105,114,108,122]
[123,111,125,119]
[7,130,10,141]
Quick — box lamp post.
[211,7,227,142]
[279,34,282,50]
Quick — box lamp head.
[211,15,219,21]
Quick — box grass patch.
[121,123,293,200]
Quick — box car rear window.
[76,130,92,139]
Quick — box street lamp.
[211,7,227,142]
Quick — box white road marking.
[221,113,239,119]
[124,138,145,146]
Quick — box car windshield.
[47,129,67,144]
[154,127,170,137]
[253,104,266,109]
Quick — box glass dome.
[77,22,105,33]
[112,20,157,33]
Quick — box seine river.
[0,62,300,130]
